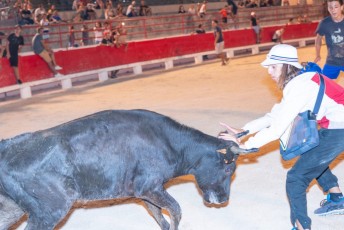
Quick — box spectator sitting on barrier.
[80,24,89,46]
[272,27,284,43]
[250,11,261,44]
[19,3,34,25]
[32,27,63,78]
[34,4,46,24]
[139,0,152,16]
[105,3,116,19]
[126,1,136,17]
[178,5,186,14]
[6,25,24,84]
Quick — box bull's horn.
[230,145,259,155]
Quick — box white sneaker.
[55,73,64,78]
[55,65,62,70]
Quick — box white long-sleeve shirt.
[243,72,344,149]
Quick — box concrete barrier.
[0,22,318,100]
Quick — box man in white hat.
[219,44,344,230]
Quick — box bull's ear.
[230,145,259,155]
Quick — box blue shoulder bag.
[279,73,325,160]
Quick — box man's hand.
[314,55,321,63]
[219,122,245,136]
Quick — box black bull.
[0,110,257,230]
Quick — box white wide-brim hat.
[261,44,303,69]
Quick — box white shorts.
[252,25,260,34]
[215,41,224,54]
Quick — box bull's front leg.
[0,193,25,230]
[142,189,181,230]
[143,200,170,230]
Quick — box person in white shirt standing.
[314,0,344,79]
[219,44,344,230]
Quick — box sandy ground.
[1,46,344,230]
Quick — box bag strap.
[313,73,325,115]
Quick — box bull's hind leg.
[142,189,181,230]
[144,200,169,230]
[0,193,25,230]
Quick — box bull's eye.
[224,158,234,164]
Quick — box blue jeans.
[286,128,344,229]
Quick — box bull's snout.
[203,191,229,205]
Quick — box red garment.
[220,8,227,18]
